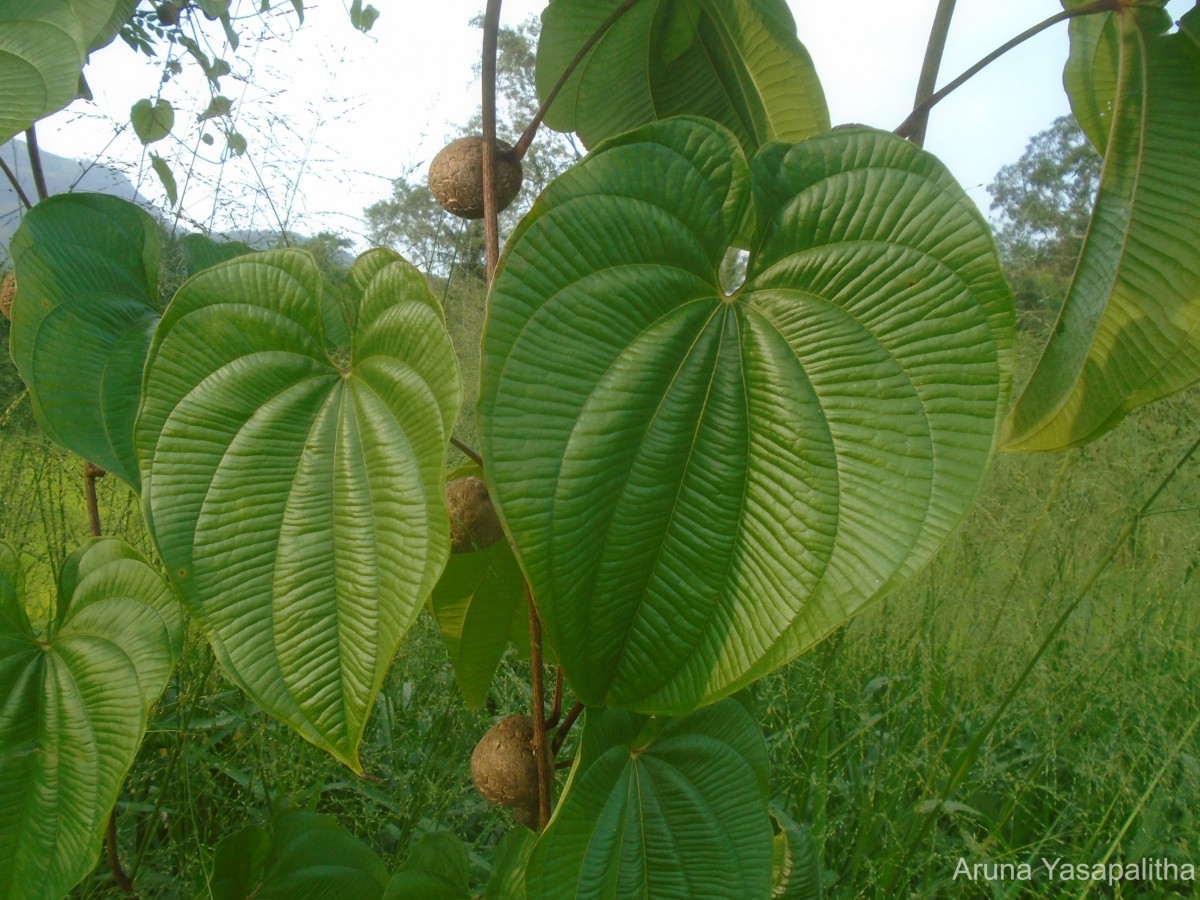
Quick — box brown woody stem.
[0,157,33,210]
[895,0,1120,139]
[450,435,485,468]
[907,0,957,148]
[84,462,105,538]
[526,583,552,829]
[546,667,564,729]
[481,0,503,283]
[24,127,49,202]
[106,812,138,896]
[552,702,584,756]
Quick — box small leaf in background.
[136,249,460,769]
[210,810,389,900]
[770,809,824,899]
[290,0,304,24]
[1003,4,1200,451]
[197,93,233,121]
[0,538,183,900]
[481,117,1013,713]
[9,193,162,489]
[201,132,215,145]
[383,832,472,899]
[226,129,247,156]
[430,538,528,708]
[350,0,379,33]
[536,0,829,155]
[130,97,175,144]
[150,152,178,205]
[525,699,773,899]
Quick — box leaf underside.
[537,0,829,155]
[1003,4,1200,451]
[9,193,162,490]
[0,538,182,900]
[482,117,1013,713]
[525,699,773,899]
[136,249,460,769]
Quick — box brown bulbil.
[0,272,14,321]
[470,715,549,824]
[447,475,503,553]
[428,135,523,220]
[156,2,182,26]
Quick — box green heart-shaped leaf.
[211,811,389,900]
[430,539,529,709]
[770,809,823,899]
[481,117,1013,712]
[485,827,537,900]
[384,832,472,900]
[131,97,175,144]
[136,249,460,769]
[10,193,162,489]
[0,538,183,900]
[1003,4,1200,450]
[0,1,84,145]
[525,698,772,899]
[537,0,828,154]
[74,0,137,52]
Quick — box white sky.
[21,0,1192,248]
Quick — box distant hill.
[0,139,151,265]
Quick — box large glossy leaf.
[485,828,537,900]
[1061,0,1173,152]
[211,811,389,900]
[136,249,460,769]
[0,538,183,900]
[525,698,772,899]
[1003,4,1200,450]
[383,832,472,900]
[72,0,137,52]
[10,193,162,489]
[536,0,828,154]
[0,1,84,145]
[481,117,1013,712]
[0,0,133,144]
[430,539,528,709]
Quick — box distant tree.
[987,115,1102,316]
[300,230,355,283]
[365,17,577,279]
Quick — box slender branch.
[0,157,33,210]
[24,127,49,202]
[84,462,105,538]
[545,667,564,729]
[552,702,584,756]
[481,0,503,284]
[105,812,138,896]
[450,435,485,468]
[511,0,643,161]
[525,583,552,829]
[907,0,957,148]
[895,0,1120,139]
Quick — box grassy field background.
[2,298,1198,897]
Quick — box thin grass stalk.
[885,427,1200,892]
